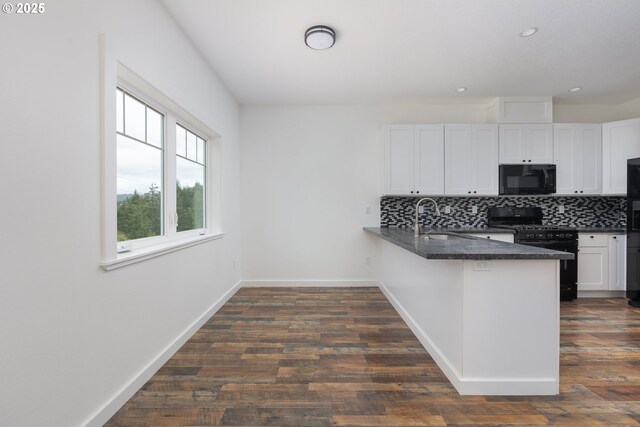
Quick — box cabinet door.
[473,125,499,195]
[499,124,553,163]
[554,124,602,195]
[415,125,444,195]
[383,125,415,195]
[499,125,526,163]
[602,118,640,195]
[579,125,602,195]
[578,246,609,291]
[444,125,473,195]
[525,124,554,163]
[553,125,576,195]
[609,234,627,291]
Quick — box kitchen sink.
[422,233,456,240]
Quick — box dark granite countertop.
[364,227,574,261]
[574,227,626,234]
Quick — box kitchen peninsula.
[365,227,573,396]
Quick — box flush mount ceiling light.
[519,27,539,37]
[569,87,582,92]
[456,87,467,93]
[305,25,335,50]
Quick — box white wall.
[553,103,621,123]
[240,102,634,282]
[240,104,487,282]
[0,1,241,426]
[619,96,640,120]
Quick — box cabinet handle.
[468,191,471,194]
[613,236,617,239]
[522,160,526,163]
[528,159,532,162]
[410,191,414,194]
[580,190,584,193]
[473,191,477,193]
[590,235,594,238]
[416,191,420,194]
[574,190,578,193]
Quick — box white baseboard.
[459,377,558,395]
[241,280,379,287]
[578,290,626,298]
[83,280,242,427]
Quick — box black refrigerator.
[627,158,640,307]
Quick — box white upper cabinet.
[474,126,500,194]
[445,124,498,195]
[499,124,553,164]
[415,125,445,195]
[553,124,602,195]
[487,97,553,124]
[383,125,414,195]
[383,124,444,195]
[602,118,640,195]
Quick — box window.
[116,89,164,242]
[101,66,222,270]
[175,124,206,232]
[115,86,213,252]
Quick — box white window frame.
[100,56,222,270]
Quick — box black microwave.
[499,164,556,195]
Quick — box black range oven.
[488,207,578,301]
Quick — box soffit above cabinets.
[161,0,640,105]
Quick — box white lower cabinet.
[609,234,627,291]
[465,233,514,243]
[578,233,626,292]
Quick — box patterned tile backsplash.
[381,196,626,228]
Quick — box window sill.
[101,232,225,271]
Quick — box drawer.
[578,233,609,247]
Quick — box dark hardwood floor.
[105,288,640,426]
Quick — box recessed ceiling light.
[569,87,582,92]
[456,87,467,93]
[519,27,539,37]
[305,25,335,50]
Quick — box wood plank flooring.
[105,288,640,426]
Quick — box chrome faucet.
[414,198,441,236]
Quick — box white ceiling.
[161,0,640,105]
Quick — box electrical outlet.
[471,205,478,214]
[365,256,371,265]
[473,261,491,271]
[418,206,424,214]
[364,206,371,215]
[444,206,451,214]
[558,205,565,214]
